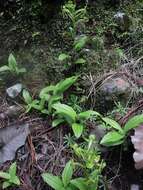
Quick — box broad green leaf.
[75,58,86,65]
[100,131,125,146]
[74,36,88,51]
[2,181,11,189]
[52,103,77,124]
[0,172,10,179]
[39,85,55,99]
[70,178,86,190]
[78,110,101,120]
[9,162,17,176]
[42,173,64,190]
[8,53,17,71]
[0,65,10,72]
[124,114,143,133]
[48,95,62,113]
[102,117,124,134]
[10,176,20,185]
[72,123,83,138]
[23,89,32,104]
[52,118,65,127]
[62,161,73,187]
[58,53,69,61]
[54,76,78,95]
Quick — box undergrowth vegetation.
[0,0,143,189]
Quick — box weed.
[42,135,105,190]
[100,114,143,146]
[0,53,26,76]
[23,76,78,114]
[0,162,20,189]
[52,103,101,138]
[62,0,88,38]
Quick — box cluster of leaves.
[53,103,101,138]
[58,0,89,70]
[100,114,143,146]
[42,135,105,190]
[0,162,20,189]
[23,76,77,114]
[0,53,26,76]
[62,0,88,38]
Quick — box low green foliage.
[23,76,78,114]
[100,114,143,146]
[42,135,105,190]
[62,0,88,38]
[52,103,101,138]
[0,162,20,189]
[0,53,26,76]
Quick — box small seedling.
[62,0,88,38]
[0,162,20,189]
[23,76,78,114]
[52,103,101,138]
[100,114,143,146]
[0,53,26,76]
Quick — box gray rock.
[6,83,23,98]
[100,77,130,101]
[130,184,139,190]
[114,12,130,31]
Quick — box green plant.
[100,114,143,146]
[0,53,26,76]
[52,103,101,138]
[23,76,78,114]
[0,162,20,189]
[42,160,75,190]
[42,135,105,190]
[71,135,105,190]
[62,0,88,38]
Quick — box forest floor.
[0,1,143,190]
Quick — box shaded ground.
[0,1,143,190]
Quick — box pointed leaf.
[42,173,64,190]
[54,76,78,95]
[52,103,77,124]
[74,36,88,51]
[2,181,11,189]
[9,162,17,176]
[52,118,65,127]
[58,53,69,61]
[124,114,143,133]
[0,66,10,72]
[0,172,10,179]
[72,123,83,138]
[75,58,86,65]
[8,53,17,71]
[10,176,20,185]
[70,178,87,190]
[100,131,124,146]
[39,85,55,99]
[62,161,73,187]
[78,110,101,120]
[23,89,32,104]
[102,117,124,133]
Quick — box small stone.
[6,83,23,98]
[114,12,130,31]
[100,77,130,100]
[130,184,139,190]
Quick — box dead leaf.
[131,125,143,169]
[0,124,30,164]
